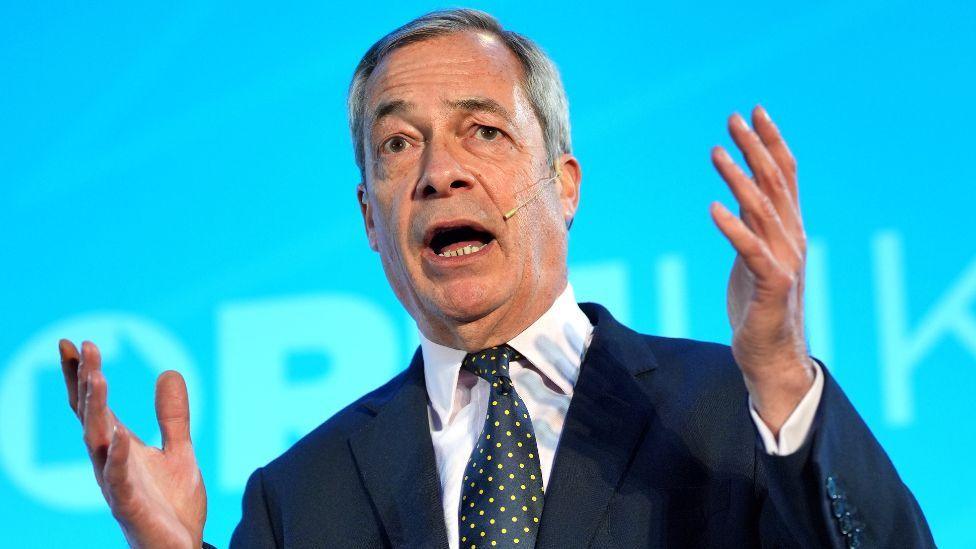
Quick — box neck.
[419,276,567,352]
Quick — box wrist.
[743,356,817,436]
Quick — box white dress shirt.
[420,283,824,548]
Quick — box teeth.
[438,243,486,258]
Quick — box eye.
[475,126,501,141]
[381,135,411,154]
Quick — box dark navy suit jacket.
[227,303,933,548]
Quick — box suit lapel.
[349,350,450,548]
[535,303,657,549]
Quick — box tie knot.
[462,344,523,383]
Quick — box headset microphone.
[502,167,561,221]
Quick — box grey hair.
[348,8,572,179]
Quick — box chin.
[429,277,509,324]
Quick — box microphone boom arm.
[502,174,559,221]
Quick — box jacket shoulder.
[643,334,742,384]
[583,302,758,477]
[231,363,413,546]
[635,333,750,411]
[581,301,744,393]
[260,365,412,478]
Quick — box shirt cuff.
[749,360,824,456]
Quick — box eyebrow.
[446,97,515,125]
[370,96,515,130]
[372,99,414,127]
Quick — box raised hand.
[709,106,817,436]
[59,339,207,548]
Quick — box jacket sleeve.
[229,467,280,549]
[755,365,935,548]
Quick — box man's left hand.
[709,105,816,437]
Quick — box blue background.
[2,1,974,545]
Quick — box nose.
[416,137,475,199]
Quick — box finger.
[710,201,783,282]
[77,341,102,423]
[751,105,798,204]
[727,113,799,235]
[59,339,81,416]
[711,146,797,261]
[155,370,191,450]
[751,107,803,239]
[83,370,114,474]
[104,424,135,509]
[712,145,763,230]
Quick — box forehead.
[365,31,526,113]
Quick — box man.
[58,8,933,548]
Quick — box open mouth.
[426,224,495,258]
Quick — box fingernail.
[758,105,771,121]
[736,115,750,130]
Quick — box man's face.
[358,31,580,345]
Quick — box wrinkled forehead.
[364,31,532,124]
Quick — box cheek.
[480,163,544,210]
[372,192,422,273]
[523,196,568,261]
[367,194,401,250]
[366,143,420,186]
[376,152,422,182]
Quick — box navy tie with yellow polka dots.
[458,345,545,549]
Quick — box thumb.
[155,370,191,450]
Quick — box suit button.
[831,498,847,518]
[838,513,853,535]
[826,475,840,499]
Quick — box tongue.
[441,239,486,254]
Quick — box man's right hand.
[59,339,208,549]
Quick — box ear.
[555,153,582,229]
[357,183,379,252]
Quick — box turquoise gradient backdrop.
[2,1,974,546]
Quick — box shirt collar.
[420,283,594,428]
